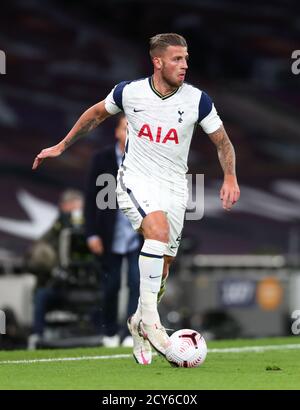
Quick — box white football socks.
[138,239,167,325]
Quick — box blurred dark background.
[0,0,299,256]
[0,0,300,346]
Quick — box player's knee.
[141,211,170,243]
[145,224,169,243]
[157,229,169,243]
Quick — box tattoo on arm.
[61,101,110,151]
[208,126,236,176]
[63,117,100,149]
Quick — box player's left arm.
[208,125,240,210]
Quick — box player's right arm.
[198,90,240,211]
[32,100,111,170]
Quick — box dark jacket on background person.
[84,145,119,252]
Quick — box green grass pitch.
[0,337,299,390]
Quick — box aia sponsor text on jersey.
[138,124,179,144]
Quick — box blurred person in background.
[27,189,84,349]
[85,114,141,347]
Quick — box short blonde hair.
[149,33,187,58]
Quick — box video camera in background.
[55,226,98,288]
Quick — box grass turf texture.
[0,337,299,390]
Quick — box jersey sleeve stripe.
[113,81,131,111]
[198,91,213,123]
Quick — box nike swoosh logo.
[170,245,178,249]
[133,108,145,112]
[149,275,161,279]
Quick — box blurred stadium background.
[0,0,300,349]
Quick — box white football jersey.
[105,77,222,192]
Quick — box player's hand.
[87,236,104,255]
[220,175,240,211]
[32,143,64,170]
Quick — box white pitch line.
[0,353,132,365]
[208,343,300,353]
[0,344,300,365]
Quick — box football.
[166,329,207,368]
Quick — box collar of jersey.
[148,76,179,100]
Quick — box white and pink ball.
[166,329,207,368]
